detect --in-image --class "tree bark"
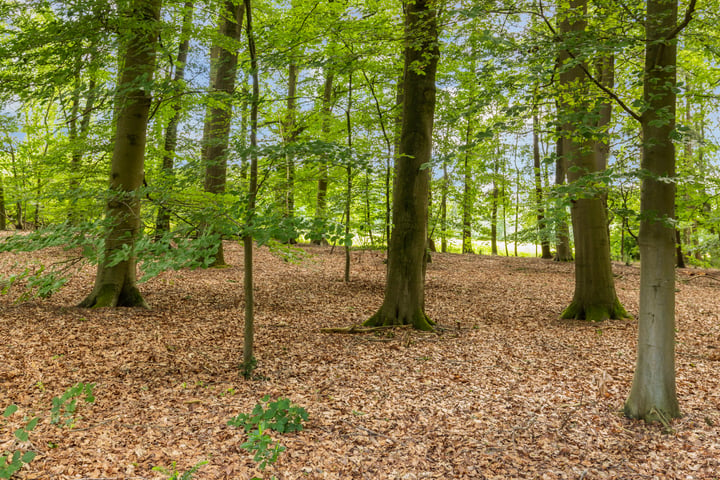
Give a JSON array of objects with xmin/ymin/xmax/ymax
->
[
  {"xmin": 558, "ymin": 0, "xmax": 627, "ymax": 321},
  {"xmin": 461, "ymin": 119, "xmax": 473, "ymax": 254},
  {"xmin": 242, "ymin": 0, "xmax": 259, "ymax": 378},
  {"xmin": 201, "ymin": 0, "xmax": 244, "ymax": 266},
  {"xmin": 625, "ymin": 0, "xmax": 681, "ymax": 422},
  {"xmin": 284, "ymin": 62, "xmax": 299, "ymax": 238},
  {"xmin": 155, "ymin": 0, "xmax": 194, "ymax": 237},
  {"xmin": 533, "ymin": 112, "xmax": 552, "ymax": 259},
  {"xmin": 0, "ymin": 175, "xmax": 6, "ymax": 230},
  {"xmin": 79, "ymin": 0, "xmax": 161, "ymax": 308},
  {"xmin": 313, "ymin": 69, "xmax": 333, "ymax": 245},
  {"xmin": 364, "ymin": 0, "xmax": 438, "ymax": 331},
  {"xmin": 554, "ymin": 130, "xmax": 573, "ymax": 261}
]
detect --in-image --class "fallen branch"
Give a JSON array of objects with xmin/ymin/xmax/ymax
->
[{"xmin": 320, "ymin": 324, "xmax": 412, "ymax": 334}]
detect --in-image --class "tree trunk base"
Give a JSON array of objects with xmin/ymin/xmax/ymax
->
[
  {"xmin": 364, "ymin": 308, "xmax": 435, "ymax": 331},
  {"xmin": 624, "ymin": 401, "xmax": 681, "ymax": 427},
  {"xmin": 560, "ymin": 298, "xmax": 629, "ymax": 321},
  {"xmin": 78, "ymin": 283, "xmax": 148, "ymax": 308}
]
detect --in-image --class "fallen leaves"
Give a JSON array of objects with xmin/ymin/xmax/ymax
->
[{"xmin": 1, "ymin": 243, "xmax": 720, "ymax": 479}]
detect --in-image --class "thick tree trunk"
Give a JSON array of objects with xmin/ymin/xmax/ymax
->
[
  {"xmin": 625, "ymin": 0, "xmax": 681, "ymax": 422},
  {"xmin": 79, "ymin": 0, "xmax": 161, "ymax": 308},
  {"xmin": 201, "ymin": 1, "xmax": 244, "ymax": 266},
  {"xmin": 364, "ymin": 0, "xmax": 438, "ymax": 331},
  {"xmin": 558, "ymin": 0, "xmax": 626, "ymax": 320},
  {"xmin": 155, "ymin": 1, "xmax": 194, "ymax": 237}
]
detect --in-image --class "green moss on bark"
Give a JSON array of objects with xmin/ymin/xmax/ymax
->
[{"xmin": 560, "ymin": 297, "xmax": 630, "ymax": 321}]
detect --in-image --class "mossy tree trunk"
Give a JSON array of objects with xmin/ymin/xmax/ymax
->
[
  {"xmin": 558, "ymin": 0, "xmax": 627, "ymax": 321},
  {"xmin": 364, "ymin": 0, "xmax": 438, "ymax": 331},
  {"xmin": 79, "ymin": 0, "xmax": 161, "ymax": 308},
  {"xmin": 625, "ymin": 0, "xmax": 682, "ymax": 422},
  {"xmin": 201, "ymin": 0, "xmax": 244, "ymax": 266}
]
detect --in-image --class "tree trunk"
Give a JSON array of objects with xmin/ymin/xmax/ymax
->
[
  {"xmin": 625, "ymin": 0, "xmax": 681, "ymax": 422},
  {"xmin": 79, "ymin": 0, "xmax": 161, "ymax": 308},
  {"xmin": 440, "ymin": 155, "xmax": 448, "ymax": 253},
  {"xmin": 554, "ymin": 131, "xmax": 573, "ymax": 261},
  {"xmin": 344, "ymin": 71, "xmax": 353, "ymax": 283},
  {"xmin": 0, "ymin": 175, "xmax": 6, "ymax": 230},
  {"xmin": 313, "ymin": 69, "xmax": 333, "ymax": 245},
  {"xmin": 284, "ymin": 62, "xmax": 298, "ymax": 239},
  {"xmin": 462, "ymin": 120, "xmax": 473, "ymax": 254},
  {"xmin": 533, "ymin": 112, "xmax": 552, "ymax": 259},
  {"xmin": 558, "ymin": 0, "xmax": 626, "ymax": 321},
  {"xmin": 201, "ymin": 0, "xmax": 244, "ymax": 266},
  {"xmin": 241, "ymin": 0, "xmax": 259, "ymax": 378},
  {"xmin": 364, "ymin": 0, "xmax": 438, "ymax": 331},
  {"xmin": 155, "ymin": 0, "xmax": 194, "ymax": 237}
]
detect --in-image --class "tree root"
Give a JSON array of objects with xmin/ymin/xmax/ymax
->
[{"xmin": 320, "ymin": 324, "xmax": 412, "ymax": 334}]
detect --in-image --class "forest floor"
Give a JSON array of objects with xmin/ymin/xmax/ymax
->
[{"xmin": 1, "ymin": 241, "xmax": 720, "ymax": 480}]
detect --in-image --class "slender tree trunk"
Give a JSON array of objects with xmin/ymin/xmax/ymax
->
[
  {"xmin": 344, "ymin": 71, "xmax": 353, "ymax": 282},
  {"xmin": 201, "ymin": 0, "xmax": 244, "ymax": 266},
  {"xmin": 284, "ymin": 62, "xmax": 298, "ymax": 240},
  {"xmin": 491, "ymin": 181, "xmax": 498, "ymax": 255},
  {"xmin": 364, "ymin": 0, "xmax": 438, "ymax": 331},
  {"xmin": 462, "ymin": 120, "xmax": 473, "ymax": 254},
  {"xmin": 625, "ymin": 0, "xmax": 682, "ymax": 422},
  {"xmin": 314, "ymin": 69, "xmax": 333, "ymax": 244},
  {"xmin": 155, "ymin": 0, "xmax": 194, "ymax": 237},
  {"xmin": 242, "ymin": 0, "xmax": 259, "ymax": 378},
  {"xmin": 554, "ymin": 131, "xmax": 573, "ymax": 261},
  {"xmin": 67, "ymin": 60, "xmax": 97, "ymax": 224},
  {"xmin": 440, "ymin": 155, "xmax": 448, "ymax": 253},
  {"xmin": 79, "ymin": 0, "xmax": 161, "ymax": 308},
  {"xmin": 558, "ymin": 0, "xmax": 626, "ymax": 321},
  {"xmin": 0, "ymin": 175, "xmax": 5, "ymax": 230},
  {"xmin": 533, "ymin": 112, "xmax": 552, "ymax": 258}
]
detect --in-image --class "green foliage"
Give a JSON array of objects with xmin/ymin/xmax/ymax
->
[
  {"xmin": 50, "ymin": 382, "xmax": 95, "ymax": 427},
  {"xmin": 1, "ymin": 405, "xmax": 38, "ymax": 479},
  {"xmin": 152, "ymin": 460, "xmax": 208, "ymax": 480},
  {"xmin": 228, "ymin": 396, "xmax": 308, "ymax": 470}
]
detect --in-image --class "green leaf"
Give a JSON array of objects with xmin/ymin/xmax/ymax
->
[{"xmin": 2, "ymin": 405, "xmax": 18, "ymax": 418}]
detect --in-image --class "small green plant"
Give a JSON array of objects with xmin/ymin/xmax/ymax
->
[
  {"xmin": 228, "ymin": 396, "xmax": 308, "ymax": 434},
  {"xmin": 1, "ymin": 405, "xmax": 38, "ymax": 479},
  {"xmin": 240, "ymin": 423, "xmax": 286, "ymax": 470},
  {"xmin": 228, "ymin": 396, "xmax": 308, "ymax": 470},
  {"xmin": 152, "ymin": 460, "xmax": 208, "ymax": 480},
  {"xmin": 50, "ymin": 382, "xmax": 95, "ymax": 427}
]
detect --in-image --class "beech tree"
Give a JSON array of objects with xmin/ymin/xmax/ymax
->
[
  {"xmin": 364, "ymin": 0, "xmax": 439, "ymax": 331},
  {"xmin": 79, "ymin": 0, "xmax": 162, "ymax": 308},
  {"xmin": 625, "ymin": 0, "xmax": 690, "ymax": 423},
  {"xmin": 556, "ymin": 0, "xmax": 628, "ymax": 321},
  {"xmin": 200, "ymin": 0, "xmax": 244, "ymax": 266}
]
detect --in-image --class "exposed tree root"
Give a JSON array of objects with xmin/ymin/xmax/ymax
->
[
  {"xmin": 560, "ymin": 298, "xmax": 630, "ymax": 322},
  {"xmin": 320, "ymin": 324, "xmax": 411, "ymax": 334},
  {"xmin": 363, "ymin": 308, "xmax": 435, "ymax": 331},
  {"xmin": 78, "ymin": 283, "xmax": 148, "ymax": 308}
]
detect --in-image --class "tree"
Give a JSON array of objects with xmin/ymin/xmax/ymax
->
[
  {"xmin": 364, "ymin": 0, "xmax": 438, "ymax": 331},
  {"xmin": 155, "ymin": 1, "xmax": 194, "ymax": 237},
  {"xmin": 79, "ymin": 0, "xmax": 162, "ymax": 308},
  {"xmin": 557, "ymin": 0, "xmax": 628, "ymax": 321},
  {"xmin": 241, "ymin": 0, "xmax": 259, "ymax": 378},
  {"xmin": 200, "ymin": 0, "xmax": 244, "ymax": 266},
  {"xmin": 624, "ymin": 0, "xmax": 690, "ymax": 423}
]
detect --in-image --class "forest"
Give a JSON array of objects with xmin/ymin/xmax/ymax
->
[{"xmin": 1, "ymin": 0, "xmax": 719, "ymax": 478}]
